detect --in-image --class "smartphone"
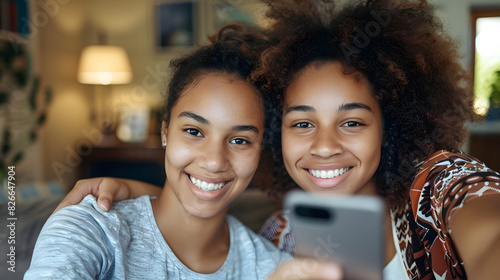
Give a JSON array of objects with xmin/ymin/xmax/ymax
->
[{"xmin": 284, "ymin": 191, "xmax": 385, "ymax": 280}]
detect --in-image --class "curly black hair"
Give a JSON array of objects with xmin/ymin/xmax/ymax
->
[
  {"xmin": 162, "ymin": 23, "xmax": 269, "ymax": 125},
  {"xmin": 253, "ymin": 0, "xmax": 475, "ymax": 208}
]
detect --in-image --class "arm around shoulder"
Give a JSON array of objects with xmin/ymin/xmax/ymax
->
[{"xmin": 53, "ymin": 177, "xmax": 162, "ymax": 214}]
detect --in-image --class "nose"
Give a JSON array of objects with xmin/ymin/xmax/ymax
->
[
  {"xmin": 309, "ymin": 127, "xmax": 343, "ymax": 158},
  {"xmin": 199, "ymin": 141, "xmax": 229, "ymax": 172}
]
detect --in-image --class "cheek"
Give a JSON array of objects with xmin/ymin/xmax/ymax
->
[
  {"xmin": 165, "ymin": 139, "xmax": 194, "ymax": 169},
  {"xmin": 233, "ymin": 150, "xmax": 261, "ymax": 181},
  {"xmin": 281, "ymin": 135, "xmax": 294, "ymax": 168},
  {"xmin": 281, "ymin": 133, "xmax": 306, "ymax": 165},
  {"xmin": 281, "ymin": 137, "xmax": 305, "ymax": 183},
  {"xmin": 357, "ymin": 130, "xmax": 382, "ymax": 170}
]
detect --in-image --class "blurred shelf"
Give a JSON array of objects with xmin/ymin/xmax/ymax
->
[
  {"xmin": 80, "ymin": 135, "xmax": 166, "ymax": 187},
  {"xmin": 468, "ymin": 123, "xmax": 500, "ymax": 172}
]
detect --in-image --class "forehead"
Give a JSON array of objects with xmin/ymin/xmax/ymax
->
[
  {"xmin": 285, "ymin": 61, "xmax": 377, "ymax": 107},
  {"xmin": 173, "ymin": 73, "xmax": 264, "ymax": 123}
]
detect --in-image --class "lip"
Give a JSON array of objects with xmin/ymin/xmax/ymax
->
[
  {"xmin": 303, "ymin": 166, "xmax": 352, "ymax": 189},
  {"xmin": 185, "ymin": 172, "xmax": 232, "ymax": 201}
]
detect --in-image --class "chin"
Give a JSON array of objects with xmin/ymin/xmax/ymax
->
[{"xmin": 187, "ymin": 205, "xmax": 227, "ymax": 219}]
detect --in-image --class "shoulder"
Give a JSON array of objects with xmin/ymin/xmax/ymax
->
[
  {"xmin": 417, "ymin": 150, "xmax": 495, "ymax": 176},
  {"xmin": 49, "ymin": 194, "xmax": 121, "ymax": 228},
  {"xmin": 53, "ymin": 194, "xmax": 150, "ymax": 231},
  {"xmin": 414, "ymin": 150, "xmax": 500, "ymax": 197},
  {"xmin": 25, "ymin": 195, "xmax": 154, "ymax": 279},
  {"xmin": 25, "ymin": 195, "xmax": 124, "ymax": 278},
  {"xmin": 38, "ymin": 194, "xmax": 150, "ymax": 248},
  {"xmin": 417, "ymin": 150, "xmax": 493, "ymax": 177},
  {"xmin": 413, "ymin": 150, "xmax": 500, "ymax": 228}
]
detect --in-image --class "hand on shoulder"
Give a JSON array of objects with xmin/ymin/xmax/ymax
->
[{"xmin": 53, "ymin": 177, "xmax": 129, "ymax": 214}]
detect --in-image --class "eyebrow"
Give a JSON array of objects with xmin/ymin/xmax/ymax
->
[
  {"xmin": 284, "ymin": 102, "xmax": 372, "ymax": 115},
  {"xmin": 178, "ymin": 111, "xmax": 209, "ymax": 125},
  {"xmin": 230, "ymin": 125, "xmax": 260, "ymax": 134},
  {"xmin": 338, "ymin": 102, "xmax": 372, "ymax": 112},
  {"xmin": 178, "ymin": 111, "xmax": 260, "ymax": 134},
  {"xmin": 284, "ymin": 105, "xmax": 315, "ymax": 115}
]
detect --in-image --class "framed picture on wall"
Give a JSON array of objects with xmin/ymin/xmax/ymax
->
[
  {"xmin": 207, "ymin": 0, "xmax": 267, "ymax": 36},
  {"xmin": 155, "ymin": 0, "xmax": 198, "ymax": 50}
]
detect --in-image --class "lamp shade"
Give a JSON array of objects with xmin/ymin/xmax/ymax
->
[{"xmin": 77, "ymin": 45, "xmax": 132, "ymax": 85}]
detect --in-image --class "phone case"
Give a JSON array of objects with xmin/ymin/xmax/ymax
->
[{"xmin": 284, "ymin": 191, "xmax": 385, "ymax": 280}]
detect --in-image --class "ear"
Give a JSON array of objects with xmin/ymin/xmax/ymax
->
[{"xmin": 161, "ymin": 121, "xmax": 168, "ymax": 147}]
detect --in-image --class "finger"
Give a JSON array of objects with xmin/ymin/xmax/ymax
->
[
  {"xmin": 95, "ymin": 178, "xmax": 128, "ymax": 212},
  {"xmin": 97, "ymin": 197, "xmax": 111, "ymax": 212},
  {"xmin": 96, "ymin": 182, "xmax": 116, "ymax": 212}
]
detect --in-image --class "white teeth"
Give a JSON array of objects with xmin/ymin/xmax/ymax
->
[
  {"xmin": 309, "ymin": 167, "xmax": 351, "ymax": 179},
  {"xmin": 189, "ymin": 175, "xmax": 225, "ymax": 191}
]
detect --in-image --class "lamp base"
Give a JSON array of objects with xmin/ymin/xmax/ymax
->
[
  {"xmin": 97, "ymin": 118, "xmax": 120, "ymax": 147},
  {"xmin": 98, "ymin": 130, "xmax": 121, "ymax": 147},
  {"xmin": 100, "ymin": 118, "xmax": 115, "ymax": 135}
]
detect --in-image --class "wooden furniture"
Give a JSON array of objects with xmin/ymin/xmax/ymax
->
[
  {"xmin": 81, "ymin": 135, "xmax": 166, "ymax": 187},
  {"xmin": 468, "ymin": 122, "xmax": 500, "ymax": 172}
]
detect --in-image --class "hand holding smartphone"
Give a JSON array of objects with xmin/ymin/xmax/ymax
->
[{"xmin": 284, "ymin": 191, "xmax": 385, "ymax": 280}]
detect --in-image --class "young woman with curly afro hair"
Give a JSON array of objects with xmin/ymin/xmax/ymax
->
[
  {"xmin": 255, "ymin": 0, "xmax": 500, "ymax": 279},
  {"xmin": 56, "ymin": 0, "xmax": 500, "ymax": 279}
]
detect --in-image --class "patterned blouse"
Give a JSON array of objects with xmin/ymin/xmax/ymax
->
[{"xmin": 259, "ymin": 150, "xmax": 500, "ymax": 279}]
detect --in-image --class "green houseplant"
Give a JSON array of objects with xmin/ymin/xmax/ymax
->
[{"xmin": 487, "ymin": 70, "xmax": 500, "ymax": 121}]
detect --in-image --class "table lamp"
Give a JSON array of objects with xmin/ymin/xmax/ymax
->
[{"xmin": 77, "ymin": 45, "xmax": 132, "ymax": 134}]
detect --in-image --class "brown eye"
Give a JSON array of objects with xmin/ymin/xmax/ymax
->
[
  {"xmin": 230, "ymin": 138, "xmax": 249, "ymax": 145},
  {"xmin": 341, "ymin": 121, "xmax": 363, "ymax": 127},
  {"xmin": 185, "ymin": 129, "xmax": 202, "ymax": 136},
  {"xmin": 293, "ymin": 122, "xmax": 312, "ymax": 128}
]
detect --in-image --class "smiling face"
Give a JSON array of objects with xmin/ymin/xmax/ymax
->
[
  {"xmin": 162, "ymin": 73, "xmax": 264, "ymax": 219},
  {"xmin": 281, "ymin": 61, "xmax": 383, "ymax": 196}
]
